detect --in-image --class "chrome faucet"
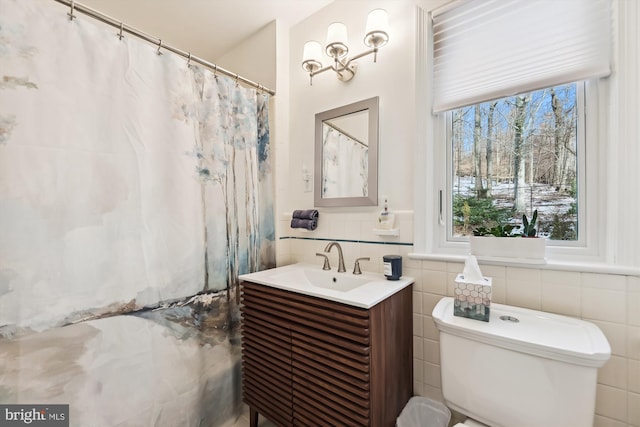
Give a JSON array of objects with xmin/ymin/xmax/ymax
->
[{"xmin": 324, "ymin": 241, "xmax": 346, "ymax": 273}]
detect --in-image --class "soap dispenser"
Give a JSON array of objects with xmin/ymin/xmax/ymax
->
[{"xmin": 378, "ymin": 197, "xmax": 395, "ymax": 230}]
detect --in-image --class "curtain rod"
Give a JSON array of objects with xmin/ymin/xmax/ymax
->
[
  {"xmin": 324, "ymin": 122, "xmax": 367, "ymax": 147},
  {"xmin": 52, "ymin": 0, "xmax": 276, "ymax": 96}
]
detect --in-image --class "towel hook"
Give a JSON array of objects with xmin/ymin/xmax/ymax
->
[
  {"xmin": 68, "ymin": 0, "xmax": 76, "ymax": 20},
  {"xmin": 157, "ymin": 39, "xmax": 163, "ymax": 56},
  {"xmin": 117, "ymin": 22, "xmax": 124, "ymax": 40}
]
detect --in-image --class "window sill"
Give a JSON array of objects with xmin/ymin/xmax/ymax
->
[{"xmin": 407, "ymin": 252, "xmax": 640, "ymax": 277}]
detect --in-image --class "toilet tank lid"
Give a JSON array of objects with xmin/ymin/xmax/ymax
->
[{"xmin": 432, "ymin": 297, "xmax": 611, "ymax": 368}]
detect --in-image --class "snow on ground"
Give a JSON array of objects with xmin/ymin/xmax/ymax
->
[{"xmin": 453, "ymin": 176, "xmax": 576, "ymax": 220}]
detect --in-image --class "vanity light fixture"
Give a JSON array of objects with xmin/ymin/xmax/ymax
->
[{"xmin": 301, "ymin": 9, "xmax": 389, "ymax": 85}]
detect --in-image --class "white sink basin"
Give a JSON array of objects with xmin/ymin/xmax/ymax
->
[
  {"xmin": 239, "ymin": 263, "xmax": 414, "ymax": 308},
  {"xmin": 270, "ymin": 268, "xmax": 370, "ymax": 292}
]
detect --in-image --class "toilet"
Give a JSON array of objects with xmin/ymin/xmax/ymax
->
[{"xmin": 432, "ymin": 297, "xmax": 611, "ymax": 427}]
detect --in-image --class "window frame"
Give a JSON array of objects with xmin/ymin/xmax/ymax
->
[
  {"xmin": 443, "ymin": 83, "xmax": 587, "ymax": 247},
  {"xmin": 423, "ymin": 79, "xmax": 605, "ymax": 263},
  {"xmin": 414, "ymin": 1, "xmax": 640, "ymax": 272}
]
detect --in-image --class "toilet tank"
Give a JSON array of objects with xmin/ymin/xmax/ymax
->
[{"xmin": 432, "ymin": 297, "xmax": 610, "ymax": 427}]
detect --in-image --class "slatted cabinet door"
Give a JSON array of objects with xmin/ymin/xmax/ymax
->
[
  {"xmin": 241, "ymin": 283, "xmax": 294, "ymax": 426},
  {"xmin": 288, "ymin": 296, "xmax": 371, "ymax": 426},
  {"xmin": 241, "ymin": 281, "xmax": 412, "ymax": 427}
]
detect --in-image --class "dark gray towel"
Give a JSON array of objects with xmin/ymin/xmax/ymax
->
[
  {"xmin": 290, "ymin": 218, "xmax": 318, "ymax": 230},
  {"xmin": 292, "ymin": 209, "xmax": 319, "ymax": 220}
]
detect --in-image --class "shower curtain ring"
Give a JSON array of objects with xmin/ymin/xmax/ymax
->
[
  {"xmin": 157, "ymin": 40, "xmax": 163, "ymax": 55},
  {"xmin": 68, "ymin": 0, "xmax": 76, "ymax": 20},
  {"xmin": 117, "ymin": 22, "xmax": 124, "ymax": 40},
  {"xmin": 213, "ymin": 65, "xmax": 218, "ymax": 77},
  {"xmin": 187, "ymin": 53, "xmax": 192, "ymax": 68},
  {"xmin": 234, "ymin": 74, "xmax": 239, "ymax": 87}
]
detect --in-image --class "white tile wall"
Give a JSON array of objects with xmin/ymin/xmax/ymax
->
[
  {"xmin": 506, "ymin": 267, "xmax": 542, "ymax": 309},
  {"xmin": 541, "ymin": 270, "xmax": 582, "ymax": 317},
  {"xmin": 599, "ymin": 355, "xmax": 628, "ymax": 389},
  {"xmin": 582, "ymin": 274, "xmax": 627, "ymax": 324},
  {"xmin": 628, "ymin": 277, "xmax": 640, "ymax": 327},
  {"xmin": 280, "ymin": 211, "xmax": 640, "ymax": 427},
  {"xmin": 629, "ymin": 359, "xmax": 640, "ymax": 394},
  {"xmin": 597, "ymin": 384, "xmax": 628, "ymax": 423},
  {"xmin": 628, "ymin": 392, "xmax": 640, "ymax": 426}
]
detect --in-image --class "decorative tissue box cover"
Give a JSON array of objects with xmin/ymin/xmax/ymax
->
[{"xmin": 454, "ymin": 274, "xmax": 492, "ymax": 322}]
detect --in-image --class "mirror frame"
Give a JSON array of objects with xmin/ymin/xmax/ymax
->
[{"xmin": 314, "ymin": 96, "xmax": 379, "ymax": 207}]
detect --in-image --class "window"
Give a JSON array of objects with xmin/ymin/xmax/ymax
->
[
  {"xmin": 448, "ymin": 83, "xmax": 581, "ymax": 241},
  {"xmin": 413, "ymin": 1, "xmax": 615, "ymax": 263}
]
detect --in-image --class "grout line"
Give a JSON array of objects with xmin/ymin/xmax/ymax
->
[{"xmin": 280, "ymin": 236, "xmax": 413, "ymax": 246}]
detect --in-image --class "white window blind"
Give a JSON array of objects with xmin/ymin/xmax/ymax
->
[{"xmin": 432, "ymin": 0, "xmax": 611, "ymax": 113}]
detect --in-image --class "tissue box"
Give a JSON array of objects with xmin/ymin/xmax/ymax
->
[{"xmin": 454, "ymin": 274, "xmax": 492, "ymax": 322}]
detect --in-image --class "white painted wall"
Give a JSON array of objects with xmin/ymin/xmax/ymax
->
[
  {"xmin": 216, "ymin": 21, "xmax": 277, "ymax": 90},
  {"xmin": 287, "ymin": 1, "xmax": 419, "ymax": 214},
  {"xmin": 277, "ymin": 0, "xmax": 447, "ymax": 267}
]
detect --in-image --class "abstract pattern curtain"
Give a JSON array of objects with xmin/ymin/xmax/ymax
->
[
  {"xmin": 0, "ymin": 0, "xmax": 274, "ymax": 425},
  {"xmin": 322, "ymin": 126, "xmax": 368, "ymax": 198}
]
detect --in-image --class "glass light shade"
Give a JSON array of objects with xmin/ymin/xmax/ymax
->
[
  {"xmin": 302, "ymin": 41, "xmax": 323, "ymax": 72},
  {"xmin": 325, "ymin": 22, "xmax": 349, "ymax": 58},
  {"xmin": 364, "ymin": 9, "xmax": 389, "ymax": 48}
]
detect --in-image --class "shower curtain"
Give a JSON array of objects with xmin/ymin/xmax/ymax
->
[
  {"xmin": 0, "ymin": 0, "xmax": 275, "ymax": 425},
  {"xmin": 322, "ymin": 126, "xmax": 368, "ymax": 198}
]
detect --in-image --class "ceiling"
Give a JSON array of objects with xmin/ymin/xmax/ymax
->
[{"xmin": 78, "ymin": 0, "xmax": 333, "ymax": 63}]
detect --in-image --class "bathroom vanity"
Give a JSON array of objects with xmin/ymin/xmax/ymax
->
[{"xmin": 239, "ymin": 264, "xmax": 413, "ymax": 427}]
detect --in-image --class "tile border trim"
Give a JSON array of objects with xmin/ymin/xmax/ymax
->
[{"xmin": 280, "ymin": 236, "xmax": 413, "ymax": 247}]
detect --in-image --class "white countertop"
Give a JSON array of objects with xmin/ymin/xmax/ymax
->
[{"xmin": 239, "ymin": 263, "xmax": 414, "ymax": 309}]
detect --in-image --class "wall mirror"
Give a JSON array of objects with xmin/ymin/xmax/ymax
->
[{"xmin": 314, "ymin": 96, "xmax": 379, "ymax": 207}]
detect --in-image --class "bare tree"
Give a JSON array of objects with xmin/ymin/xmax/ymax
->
[
  {"xmin": 453, "ymin": 109, "xmax": 466, "ymax": 194},
  {"xmin": 473, "ymin": 105, "xmax": 484, "ymax": 196},
  {"xmin": 485, "ymin": 102, "xmax": 497, "ymax": 197},
  {"xmin": 550, "ymin": 88, "xmax": 576, "ymax": 191},
  {"xmin": 550, "ymin": 88, "xmax": 562, "ymax": 188},
  {"xmin": 512, "ymin": 95, "xmax": 529, "ymax": 212}
]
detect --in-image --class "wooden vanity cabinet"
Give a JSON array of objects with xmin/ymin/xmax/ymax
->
[{"xmin": 241, "ymin": 281, "xmax": 413, "ymax": 427}]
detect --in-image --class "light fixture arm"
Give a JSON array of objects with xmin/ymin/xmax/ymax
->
[
  {"xmin": 346, "ymin": 47, "xmax": 380, "ymax": 64},
  {"xmin": 307, "ymin": 47, "xmax": 379, "ymax": 84}
]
